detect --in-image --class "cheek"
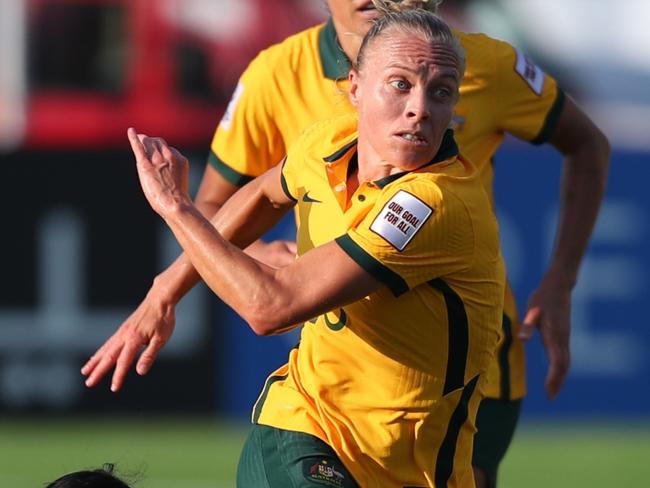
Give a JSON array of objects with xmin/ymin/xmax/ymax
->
[{"xmin": 368, "ymin": 86, "xmax": 403, "ymax": 119}]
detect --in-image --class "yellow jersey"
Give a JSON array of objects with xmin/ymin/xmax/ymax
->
[
  {"xmin": 210, "ymin": 20, "xmax": 564, "ymax": 401},
  {"xmin": 253, "ymin": 114, "xmax": 505, "ymax": 487}
]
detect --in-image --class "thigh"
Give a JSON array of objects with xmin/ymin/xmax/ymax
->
[
  {"xmin": 471, "ymin": 398, "xmax": 522, "ymax": 488},
  {"xmin": 237, "ymin": 424, "xmax": 359, "ymax": 488}
]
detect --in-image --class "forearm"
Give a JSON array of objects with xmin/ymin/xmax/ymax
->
[
  {"xmin": 164, "ymin": 201, "xmax": 292, "ymax": 331},
  {"xmin": 150, "ymin": 167, "xmax": 287, "ymax": 305},
  {"xmin": 548, "ymin": 137, "xmax": 610, "ymax": 286}
]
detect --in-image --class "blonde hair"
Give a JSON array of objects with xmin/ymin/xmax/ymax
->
[
  {"xmin": 355, "ymin": 1, "xmax": 465, "ymax": 77},
  {"xmin": 374, "ymin": 0, "xmax": 443, "ymax": 13}
]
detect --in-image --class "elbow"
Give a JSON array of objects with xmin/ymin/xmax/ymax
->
[
  {"xmin": 244, "ymin": 302, "xmax": 294, "ymax": 336},
  {"xmin": 591, "ymin": 128, "xmax": 611, "ymax": 189}
]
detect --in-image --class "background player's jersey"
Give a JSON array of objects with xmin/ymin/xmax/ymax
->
[
  {"xmin": 210, "ymin": 20, "xmax": 564, "ymax": 401},
  {"xmin": 209, "ymin": 20, "xmax": 350, "ymax": 186},
  {"xmin": 253, "ymin": 114, "xmax": 504, "ymax": 487},
  {"xmin": 452, "ymin": 31, "xmax": 564, "ymax": 399}
]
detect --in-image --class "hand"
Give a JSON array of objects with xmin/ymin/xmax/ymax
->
[
  {"xmin": 81, "ymin": 284, "xmax": 177, "ymax": 392},
  {"xmin": 245, "ymin": 240, "xmax": 297, "ymax": 269},
  {"xmin": 519, "ymin": 273, "xmax": 572, "ymax": 400},
  {"xmin": 128, "ymin": 128, "xmax": 190, "ymax": 218}
]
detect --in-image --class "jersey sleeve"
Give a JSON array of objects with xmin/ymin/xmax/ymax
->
[
  {"xmin": 491, "ymin": 37, "xmax": 565, "ymax": 144},
  {"xmin": 279, "ymin": 132, "xmax": 305, "ymax": 202},
  {"xmin": 335, "ymin": 179, "xmax": 474, "ymax": 296},
  {"xmin": 208, "ymin": 51, "xmax": 287, "ymax": 187}
]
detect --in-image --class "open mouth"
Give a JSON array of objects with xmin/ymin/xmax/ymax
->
[
  {"xmin": 358, "ymin": 2, "xmax": 378, "ymax": 14},
  {"xmin": 397, "ymin": 132, "xmax": 428, "ymax": 145}
]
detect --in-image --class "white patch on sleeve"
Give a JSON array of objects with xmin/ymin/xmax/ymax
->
[
  {"xmin": 219, "ymin": 82, "xmax": 244, "ymax": 131},
  {"xmin": 370, "ymin": 190, "xmax": 433, "ymax": 251},
  {"xmin": 514, "ymin": 48, "xmax": 545, "ymax": 96}
]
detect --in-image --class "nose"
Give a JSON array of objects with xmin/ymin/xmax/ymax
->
[{"xmin": 405, "ymin": 88, "xmax": 430, "ymax": 121}]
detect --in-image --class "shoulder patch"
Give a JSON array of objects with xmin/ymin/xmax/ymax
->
[
  {"xmin": 514, "ymin": 48, "xmax": 544, "ymax": 96},
  {"xmin": 219, "ymin": 82, "xmax": 244, "ymax": 131},
  {"xmin": 370, "ymin": 190, "xmax": 433, "ymax": 251}
]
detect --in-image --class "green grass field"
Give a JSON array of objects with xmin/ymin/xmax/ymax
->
[{"xmin": 2, "ymin": 417, "xmax": 648, "ymax": 487}]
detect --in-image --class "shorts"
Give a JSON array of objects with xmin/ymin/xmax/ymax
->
[
  {"xmin": 472, "ymin": 398, "xmax": 522, "ymax": 488},
  {"xmin": 236, "ymin": 423, "xmax": 360, "ymax": 487}
]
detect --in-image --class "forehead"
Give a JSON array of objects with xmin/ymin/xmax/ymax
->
[{"xmin": 365, "ymin": 30, "xmax": 461, "ymax": 77}]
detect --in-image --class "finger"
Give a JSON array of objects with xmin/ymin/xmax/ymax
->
[
  {"xmin": 285, "ymin": 241, "xmax": 298, "ymax": 254},
  {"xmin": 541, "ymin": 326, "xmax": 570, "ymax": 399},
  {"xmin": 136, "ymin": 337, "xmax": 165, "ymax": 376},
  {"xmin": 519, "ymin": 307, "xmax": 542, "ymax": 340},
  {"xmin": 110, "ymin": 339, "xmax": 141, "ymax": 392},
  {"xmin": 142, "ymin": 136, "xmax": 160, "ymax": 162},
  {"xmin": 81, "ymin": 351, "xmax": 102, "ymax": 376},
  {"xmin": 81, "ymin": 340, "xmax": 112, "ymax": 375},
  {"xmin": 544, "ymin": 348, "xmax": 570, "ymax": 399},
  {"xmin": 128, "ymin": 128, "xmax": 151, "ymax": 166},
  {"xmin": 168, "ymin": 146, "xmax": 182, "ymax": 160},
  {"xmin": 84, "ymin": 344, "xmax": 123, "ymax": 388}
]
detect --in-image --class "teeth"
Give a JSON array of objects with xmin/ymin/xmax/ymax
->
[{"xmin": 402, "ymin": 134, "xmax": 416, "ymax": 140}]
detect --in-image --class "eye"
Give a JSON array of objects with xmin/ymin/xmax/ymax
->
[
  {"xmin": 430, "ymin": 86, "xmax": 454, "ymax": 100},
  {"xmin": 390, "ymin": 79, "xmax": 411, "ymax": 91}
]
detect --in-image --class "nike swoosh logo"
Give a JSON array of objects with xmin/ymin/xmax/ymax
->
[{"xmin": 302, "ymin": 192, "xmax": 321, "ymax": 203}]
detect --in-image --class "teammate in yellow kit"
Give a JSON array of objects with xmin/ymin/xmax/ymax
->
[
  {"xmin": 83, "ymin": 1, "xmax": 610, "ymax": 486},
  {"xmin": 114, "ymin": 9, "xmax": 503, "ymax": 486}
]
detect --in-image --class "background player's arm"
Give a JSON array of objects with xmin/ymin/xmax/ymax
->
[
  {"xmin": 194, "ymin": 164, "xmax": 297, "ymax": 268},
  {"xmin": 521, "ymin": 96, "xmax": 610, "ymax": 399}
]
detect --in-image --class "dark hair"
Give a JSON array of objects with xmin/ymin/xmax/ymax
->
[
  {"xmin": 45, "ymin": 464, "xmax": 131, "ymax": 488},
  {"xmin": 354, "ymin": 0, "xmax": 465, "ymax": 76}
]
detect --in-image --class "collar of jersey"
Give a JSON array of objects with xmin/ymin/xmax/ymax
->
[
  {"xmin": 319, "ymin": 18, "xmax": 351, "ymax": 80},
  {"xmin": 322, "ymin": 129, "xmax": 459, "ymax": 188}
]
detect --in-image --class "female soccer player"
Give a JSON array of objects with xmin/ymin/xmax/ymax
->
[
  {"xmin": 84, "ymin": 1, "xmax": 609, "ymax": 486},
  {"xmin": 117, "ymin": 8, "xmax": 503, "ymax": 486}
]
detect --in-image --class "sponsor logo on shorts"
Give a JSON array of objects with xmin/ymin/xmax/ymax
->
[{"xmin": 305, "ymin": 459, "xmax": 346, "ymax": 487}]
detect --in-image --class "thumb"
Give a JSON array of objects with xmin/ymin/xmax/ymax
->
[{"xmin": 519, "ymin": 306, "xmax": 542, "ymax": 341}]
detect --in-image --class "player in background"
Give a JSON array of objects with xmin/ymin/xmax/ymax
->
[
  {"xmin": 82, "ymin": 1, "xmax": 610, "ymax": 486},
  {"xmin": 123, "ymin": 8, "xmax": 506, "ymax": 485}
]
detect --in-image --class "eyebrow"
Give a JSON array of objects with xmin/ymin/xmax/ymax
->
[{"xmin": 386, "ymin": 63, "xmax": 459, "ymax": 81}]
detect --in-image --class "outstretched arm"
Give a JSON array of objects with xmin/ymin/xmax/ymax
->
[
  {"xmin": 520, "ymin": 96, "xmax": 610, "ymax": 399},
  {"xmin": 82, "ymin": 132, "xmax": 297, "ymax": 391},
  {"xmin": 83, "ymin": 130, "xmax": 382, "ymax": 390}
]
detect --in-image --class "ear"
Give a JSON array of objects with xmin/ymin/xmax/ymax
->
[{"xmin": 348, "ymin": 69, "xmax": 361, "ymax": 108}]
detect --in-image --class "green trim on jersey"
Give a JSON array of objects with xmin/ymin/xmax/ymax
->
[
  {"xmin": 280, "ymin": 168, "xmax": 298, "ymax": 202},
  {"xmin": 208, "ymin": 152, "xmax": 254, "ymax": 187},
  {"xmin": 531, "ymin": 89, "xmax": 566, "ymax": 145},
  {"xmin": 323, "ymin": 138, "xmax": 358, "ymax": 162},
  {"xmin": 335, "ymin": 234, "xmax": 409, "ymax": 296},
  {"xmin": 435, "ymin": 374, "xmax": 480, "ymax": 488},
  {"xmin": 253, "ymin": 373, "xmax": 289, "ymax": 423},
  {"xmin": 429, "ymin": 278, "xmax": 469, "ymax": 395},
  {"xmin": 318, "ymin": 19, "xmax": 351, "ymax": 80},
  {"xmin": 498, "ymin": 313, "xmax": 514, "ymax": 400}
]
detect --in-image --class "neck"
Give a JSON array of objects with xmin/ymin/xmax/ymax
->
[
  {"xmin": 331, "ymin": 19, "xmax": 363, "ymax": 63},
  {"xmin": 356, "ymin": 139, "xmax": 401, "ymax": 183}
]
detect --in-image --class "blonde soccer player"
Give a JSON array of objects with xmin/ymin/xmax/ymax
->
[
  {"xmin": 89, "ymin": 8, "xmax": 505, "ymax": 486},
  {"xmin": 83, "ymin": 1, "xmax": 609, "ymax": 486}
]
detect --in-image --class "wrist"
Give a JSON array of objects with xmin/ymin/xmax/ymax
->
[
  {"xmin": 151, "ymin": 271, "xmax": 182, "ymax": 306},
  {"xmin": 543, "ymin": 262, "xmax": 577, "ymax": 291}
]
